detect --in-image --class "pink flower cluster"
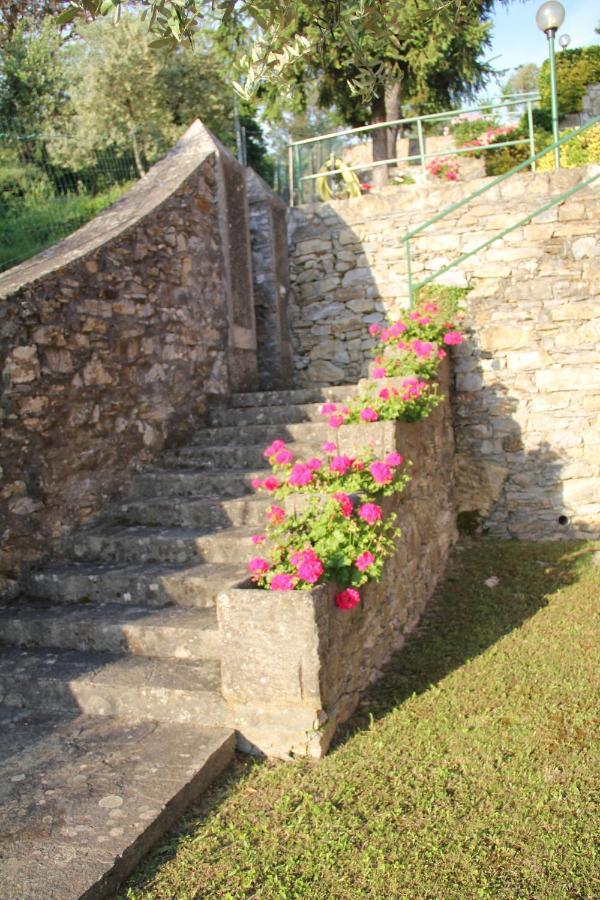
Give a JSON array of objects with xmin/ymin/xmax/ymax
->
[
  {"xmin": 290, "ymin": 547, "xmax": 324, "ymax": 584},
  {"xmin": 427, "ymin": 156, "xmax": 460, "ymax": 182},
  {"xmin": 335, "ymin": 587, "xmax": 361, "ymax": 610}
]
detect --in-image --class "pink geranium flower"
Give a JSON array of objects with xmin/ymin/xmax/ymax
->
[
  {"xmin": 264, "ymin": 476, "xmax": 280, "ymax": 492},
  {"xmin": 248, "ymin": 557, "xmax": 269, "ymax": 574},
  {"xmin": 330, "ymin": 455, "xmax": 354, "ymax": 475},
  {"xmin": 438, "ymin": 349, "xmax": 447, "ymax": 359},
  {"xmin": 385, "ymin": 452, "xmax": 404, "ymax": 467},
  {"xmin": 368, "ymin": 323, "xmax": 381, "ymax": 336},
  {"xmin": 263, "ymin": 439, "xmax": 286, "ymax": 458},
  {"xmin": 328, "ymin": 414, "xmax": 346, "ymax": 429},
  {"xmin": 369, "ymin": 461, "xmax": 393, "ymax": 485},
  {"xmin": 378, "ymin": 387, "xmax": 390, "ymax": 400},
  {"xmin": 360, "ymin": 407, "xmax": 379, "ymax": 422},
  {"xmin": 251, "ymin": 477, "xmax": 263, "ymax": 490},
  {"xmin": 389, "ymin": 321, "xmax": 407, "ymax": 336},
  {"xmin": 355, "ymin": 551, "xmax": 375, "ymax": 572},
  {"xmin": 409, "ymin": 311, "xmax": 420, "ymax": 321},
  {"xmin": 270, "ymin": 573, "xmax": 296, "ymax": 590},
  {"xmin": 333, "ymin": 492, "xmax": 353, "ymax": 517},
  {"xmin": 358, "ymin": 502, "xmax": 382, "ymax": 524},
  {"xmin": 306, "ymin": 457, "xmax": 323, "ymax": 471},
  {"xmin": 274, "ymin": 448, "xmax": 293, "ymax": 465},
  {"xmin": 335, "ymin": 588, "xmax": 361, "ymax": 610},
  {"xmin": 443, "ymin": 331, "xmax": 463, "ymax": 345},
  {"xmin": 290, "ymin": 547, "xmax": 324, "ymax": 585},
  {"xmin": 320, "ymin": 402, "xmax": 337, "ymax": 415},
  {"xmin": 267, "ymin": 505, "xmax": 286, "ymax": 525},
  {"xmin": 289, "ymin": 463, "xmax": 313, "ymax": 487},
  {"xmin": 372, "ymin": 367, "xmax": 387, "ymax": 379},
  {"xmin": 322, "ymin": 441, "xmax": 337, "ymax": 454},
  {"xmin": 251, "ymin": 534, "xmax": 266, "ymax": 545}
]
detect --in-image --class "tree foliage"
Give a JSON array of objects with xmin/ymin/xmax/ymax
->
[
  {"xmin": 538, "ymin": 45, "xmax": 600, "ymax": 116},
  {"xmin": 0, "ymin": 0, "xmax": 69, "ymax": 46},
  {"xmin": 0, "ymin": 15, "xmax": 68, "ymax": 132}
]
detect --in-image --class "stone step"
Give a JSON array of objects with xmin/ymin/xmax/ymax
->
[
  {"xmin": 229, "ymin": 383, "xmax": 358, "ymax": 408},
  {"xmin": 68, "ymin": 524, "xmax": 256, "ymax": 566},
  {"xmin": 23, "ymin": 560, "xmax": 245, "ymax": 608},
  {"xmin": 110, "ymin": 493, "xmax": 271, "ymax": 529},
  {"xmin": 0, "ymin": 602, "xmax": 221, "ymax": 661},
  {"xmin": 161, "ymin": 439, "xmax": 323, "ymax": 470},
  {"xmin": 131, "ymin": 467, "xmax": 264, "ymax": 499},
  {"xmin": 0, "ymin": 647, "xmax": 228, "ymax": 725},
  {"xmin": 0, "ymin": 709, "xmax": 234, "ymax": 900},
  {"xmin": 207, "ymin": 401, "xmax": 328, "ymax": 428},
  {"xmin": 188, "ymin": 419, "xmax": 330, "ymax": 448}
]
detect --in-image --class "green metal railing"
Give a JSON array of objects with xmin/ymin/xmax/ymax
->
[
  {"xmin": 403, "ymin": 117, "xmax": 600, "ymax": 307},
  {"xmin": 288, "ymin": 93, "xmax": 540, "ymax": 206}
]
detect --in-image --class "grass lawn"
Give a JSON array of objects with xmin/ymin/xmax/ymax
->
[
  {"xmin": 0, "ymin": 183, "xmax": 132, "ymax": 272},
  {"xmin": 123, "ymin": 538, "xmax": 600, "ymax": 900}
]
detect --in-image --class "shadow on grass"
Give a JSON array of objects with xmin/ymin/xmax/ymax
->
[
  {"xmin": 330, "ymin": 536, "xmax": 595, "ymax": 750},
  {"xmin": 120, "ymin": 536, "xmax": 596, "ymax": 897}
]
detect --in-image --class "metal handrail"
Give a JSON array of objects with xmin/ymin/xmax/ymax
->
[
  {"xmin": 402, "ymin": 117, "xmax": 600, "ymax": 306},
  {"xmin": 288, "ymin": 93, "xmax": 540, "ymax": 205}
]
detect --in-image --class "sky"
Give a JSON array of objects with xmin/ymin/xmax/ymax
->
[{"xmin": 487, "ymin": 0, "xmax": 599, "ymax": 77}]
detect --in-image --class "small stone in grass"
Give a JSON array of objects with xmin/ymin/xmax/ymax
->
[{"xmin": 484, "ymin": 576, "xmax": 500, "ymax": 588}]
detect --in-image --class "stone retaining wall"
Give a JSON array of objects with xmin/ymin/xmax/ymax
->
[
  {"xmin": 287, "ymin": 166, "xmax": 600, "ymax": 540},
  {"xmin": 0, "ymin": 122, "xmax": 257, "ymax": 584},
  {"xmin": 217, "ymin": 364, "xmax": 456, "ymax": 758}
]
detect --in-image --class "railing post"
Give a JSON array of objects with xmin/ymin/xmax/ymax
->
[
  {"xmin": 527, "ymin": 100, "xmax": 536, "ymax": 172},
  {"xmin": 406, "ymin": 239, "xmax": 414, "ymax": 308},
  {"xmin": 288, "ymin": 144, "xmax": 294, "ymax": 207},
  {"xmin": 416, "ymin": 119, "xmax": 426, "ymax": 179}
]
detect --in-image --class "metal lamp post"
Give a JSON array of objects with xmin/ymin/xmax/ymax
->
[
  {"xmin": 559, "ymin": 33, "xmax": 571, "ymax": 50},
  {"xmin": 536, "ymin": 1, "xmax": 566, "ymax": 168}
]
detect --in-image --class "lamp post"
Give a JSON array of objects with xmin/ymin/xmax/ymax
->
[
  {"xmin": 536, "ymin": 1, "xmax": 566, "ymax": 168},
  {"xmin": 559, "ymin": 33, "xmax": 571, "ymax": 50}
]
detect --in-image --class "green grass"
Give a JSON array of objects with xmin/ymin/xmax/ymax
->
[
  {"xmin": 0, "ymin": 183, "xmax": 132, "ymax": 272},
  {"xmin": 123, "ymin": 539, "xmax": 600, "ymax": 900}
]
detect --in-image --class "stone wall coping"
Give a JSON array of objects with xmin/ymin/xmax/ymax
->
[
  {"xmin": 290, "ymin": 163, "xmax": 600, "ymax": 227},
  {"xmin": 0, "ymin": 120, "xmax": 216, "ymax": 300},
  {"xmin": 246, "ymin": 168, "xmax": 288, "ymax": 210}
]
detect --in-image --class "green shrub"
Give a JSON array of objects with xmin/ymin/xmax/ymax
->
[
  {"xmin": 450, "ymin": 115, "xmax": 498, "ymax": 146},
  {"xmin": 538, "ymin": 45, "xmax": 600, "ymax": 116}
]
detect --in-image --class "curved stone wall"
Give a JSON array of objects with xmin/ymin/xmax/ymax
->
[{"xmin": 0, "ymin": 121, "xmax": 257, "ymax": 585}]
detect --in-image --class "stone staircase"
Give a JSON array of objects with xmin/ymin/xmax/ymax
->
[{"xmin": 0, "ymin": 382, "xmax": 357, "ymax": 900}]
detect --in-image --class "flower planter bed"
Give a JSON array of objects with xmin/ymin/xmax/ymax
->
[{"xmin": 216, "ymin": 360, "xmax": 457, "ymax": 757}]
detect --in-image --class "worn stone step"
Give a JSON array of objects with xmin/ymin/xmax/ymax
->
[
  {"xmin": 131, "ymin": 467, "xmax": 264, "ymax": 499},
  {"xmin": 110, "ymin": 493, "xmax": 271, "ymax": 529},
  {"xmin": 161, "ymin": 439, "xmax": 323, "ymax": 470},
  {"xmin": 23, "ymin": 560, "xmax": 245, "ymax": 607},
  {"xmin": 68, "ymin": 524, "xmax": 256, "ymax": 565},
  {"xmin": 0, "ymin": 709, "xmax": 234, "ymax": 900},
  {"xmin": 188, "ymin": 419, "xmax": 331, "ymax": 448},
  {"xmin": 229, "ymin": 383, "xmax": 358, "ymax": 408},
  {"xmin": 0, "ymin": 647, "xmax": 228, "ymax": 725},
  {"xmin": 0, "ymin": 602, "xmax": 221, "ymax": 661},
  {"xmin": 208, "ymin": 401, "xmax": 329, "ymax": 428}
]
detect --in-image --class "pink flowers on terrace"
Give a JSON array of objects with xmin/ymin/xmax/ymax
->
[
  {"xmin": 329, "ymin": 455, "xmax": 354, "ymax": 476},
  {"xmin": 335, "ymin": 588, "xmax": 361, "ymax": 610},
  {"xmin": 290, "ymin": 547, "xmax": 324, "ymax": 584},
  {"xmin": 358, "ymin": 503, "xmax": 382, "ymax": 524},
  {"xmin": 443, "ymin": 331, "xmax": 463, "ymax": 346},
  {"xmin": 270, "ymin": 573, "xmax": 296, "ymax": 591},
  {"xmin": 333, "ymin": 492, "xmax": 353, "ymax": 517},
  {"xmin": 355, "ymin": 551, "xmax": 375, "ymax": 572},
  {"xmin": 289, "ymin": 463, "xmax": 313, "ymax": 487},
  {"xmin": 360, "ymin": 407, "xmax": 379, "ymax": 422},
  {"xmin": 369, "ymin": 461, "xmax": 394, "ymax": 485}
]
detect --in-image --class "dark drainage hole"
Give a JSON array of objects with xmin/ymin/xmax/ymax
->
[{"xmin": 558, "ymin": 515, "xmax": 569, "ymax": 526}]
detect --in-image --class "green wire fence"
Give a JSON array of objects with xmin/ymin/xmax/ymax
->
[{"xmin": 0, "ymin": 128, "xmax": 144, "ymax": 272}]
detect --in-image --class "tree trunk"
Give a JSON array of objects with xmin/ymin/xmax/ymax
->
[
  {"xmin": 131, "ymin": 130, "xmax": 146, "ymax": 179},
  {"xmin": 371, "ymin": 90, "xmax": 389, "ymax": 187},
  {"xmin": 371, "ymin": 79, "xmax": 402, "ymax": 187}
]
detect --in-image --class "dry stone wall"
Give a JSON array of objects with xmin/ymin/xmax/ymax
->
[
  {"xmin": 0, "ymin": 122, "xmax": 257, "ymax": 585},
  {"xmin": 217, "ymin": 366, "xmax": 456, "ymax": 758},
  {"xmin": 287, "ymin": 166, "xmax": 600, "ymax": 540}
]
